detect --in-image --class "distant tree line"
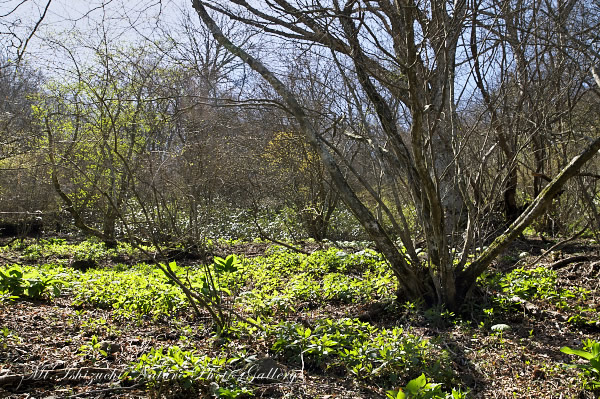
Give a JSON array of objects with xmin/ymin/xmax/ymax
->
[{"xmin": 0, "ymin": 0, "xmax": 599, "ymax": 309}]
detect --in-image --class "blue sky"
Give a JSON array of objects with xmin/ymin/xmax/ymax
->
[{"xmin": 2, "ymin": 0, "xmax": 187, "ymax": 63}]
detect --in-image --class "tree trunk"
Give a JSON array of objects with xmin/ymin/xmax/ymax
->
[
  {"xmin": 102, "ymin": 209, "xmax": 118, "ymax": 248},
  {"xmin": 458, "ymin": 137, "xmax": 600, "ymax": 299},
  {"xmin": 504, "ymin": 167, "xmax": 520, "ymax": 222},
  {"xmin": 191, "ymin": 0, "xmax": 600, "ymax": 311}
]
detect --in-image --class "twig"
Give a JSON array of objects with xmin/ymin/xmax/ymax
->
[
  {"xmin": 251, "ymin": 218, "xmax": 310, "ymax": 255},
  {"xmin": 512, "ymin": 224, "xmax": 590, "ymax": 271}
]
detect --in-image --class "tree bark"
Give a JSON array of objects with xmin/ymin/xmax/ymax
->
[
  {"xmin": 191, "ymin": 0, "xmax": 600, "ymax": 311},
  {"xmin": 192, "ymin": 0, "xmax": 431, "ymax": 301},
  {"xmin": 458, "ymin": 137, "xmax": 600, "ymax": 298}
]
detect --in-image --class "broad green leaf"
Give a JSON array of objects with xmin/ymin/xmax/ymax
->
[
  {"xmin": 405, "ymin": 373, "xmax": 427, "ymax": 393},
  {"xmin": 561, "ymin": 346, "xmax": 595, "ymax": 360}
]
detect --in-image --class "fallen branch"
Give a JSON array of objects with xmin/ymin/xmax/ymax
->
[
  {"xmin": 550, "ymin": 255, "xmax": 598, "ymax": 270},
  {"xmin": 516, "ymin": 224, "xmax": 590, "ymax": 271},
  {"xmin": 251, "ymin": 217, "xmax": 310, "ymax": 255},
  {"xmin": 495, "ymin": 294, "xmax": 568, "ymax": 322}
]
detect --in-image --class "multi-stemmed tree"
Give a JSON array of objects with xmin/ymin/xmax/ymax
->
[
  {"xmin": 6, "ymin": 0, "xmax": 599, "ymax": 311},
  {"xmin": 33, "ymin": 44, "xmax": 180, "ymax": 247},
  {"xmin": 191, "ymin": 0, "xmax": 600, "ymax": 309}
]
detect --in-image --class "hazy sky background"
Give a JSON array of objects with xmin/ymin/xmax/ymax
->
[
  {"xmin": 2, "ymin": 0, "xmax": 481, "ymax": 104},
  {"xmin": 2, "ymin": 0, "xmax": 189, "ymax": 66}
]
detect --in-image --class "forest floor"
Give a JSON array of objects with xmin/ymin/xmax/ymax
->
[{"xmin": 1, "ymin": 235, "xmax": 599, "ymax": 398}]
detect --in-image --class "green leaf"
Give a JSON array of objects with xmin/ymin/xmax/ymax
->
[
  {"xmin": 561, "ymin": 346, "xmax": 595, "ymax": 360},
  {"xmin": 405, "ymin": 373, "xmax": 427, "ymax": 394},
  {"xmin": 386, "ymin": 390, "xmax": 406, "ymax": 399},
  {"xmin": 9, "ymin": 269, "xmax": 23, "ymax": 279},
  {"xmin": 452, "ymin": 389, "xmax": 467, "ymax": 399},
  {"xmin": 214, "ymin": 255, "xmax": 239, "ymax": 273}
]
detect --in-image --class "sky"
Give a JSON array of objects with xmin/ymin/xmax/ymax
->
[{"xmin": 1, "ymin": 0, "xmax": 190, "ymax": 66}]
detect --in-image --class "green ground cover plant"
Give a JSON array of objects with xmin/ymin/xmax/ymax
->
[
  {"xmin": 125, "ymin": 346, "xmax": 254, "ymax": 398},
  {"xmin": 269, "ymin": 318, "xmax": 454, "ymax": 389},
  {"xmin": 6, "ymin": 238, "xmax": 139, "ymax": 262},
  {"xmin": 0, "ymin": 261, "xmax": 190, "ymax": 319},
  {"xmin": 483, "ymin": 266, "xmax": 599, "ymax": 326},
  {"xmin": 2, "ymin": 237, "xmax": 599, "ymax": 398},
  {"xmin": 561, "ymin": 339, "xmax": 600, "ymax": 392},
  {"xmin": 0, "ymin": 265, "xmax": 64, "ymax": 300},
  {"xmin": 386, "ymin": 373, "xmax": 467, "ymax": 399},
  {"xmin": 237, "ymin": 247, "xmax": 396, "ymax": 316},
  {"xmin": 71, "ymin": 265, "xmax": 188, "ymax": 320}
]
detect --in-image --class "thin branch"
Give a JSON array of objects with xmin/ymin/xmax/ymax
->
[{"xmin": 16, "ymin": 0, "xmax": 53, "ymax": 64}]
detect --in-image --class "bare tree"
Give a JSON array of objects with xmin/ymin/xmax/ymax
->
[
  {"xmin": 0, "ymin": 0, "xmax": 53, "ymax": 64},
  {"xmin": 191, "ymin": 0, "xmax": 600, "ymax": 309},
  {"xmin": 469, "ymin": 0, "xmax": 599, "ymax": 227}
]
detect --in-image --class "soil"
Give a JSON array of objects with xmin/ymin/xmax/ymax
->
[{"xmin": 1, "ymin": 236, "xmax": 599, "ymax": 398}]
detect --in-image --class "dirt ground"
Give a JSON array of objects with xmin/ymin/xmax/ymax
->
[{"xmin": 1, "ymin": 237, "xmax": 599, "ymax": 398}]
